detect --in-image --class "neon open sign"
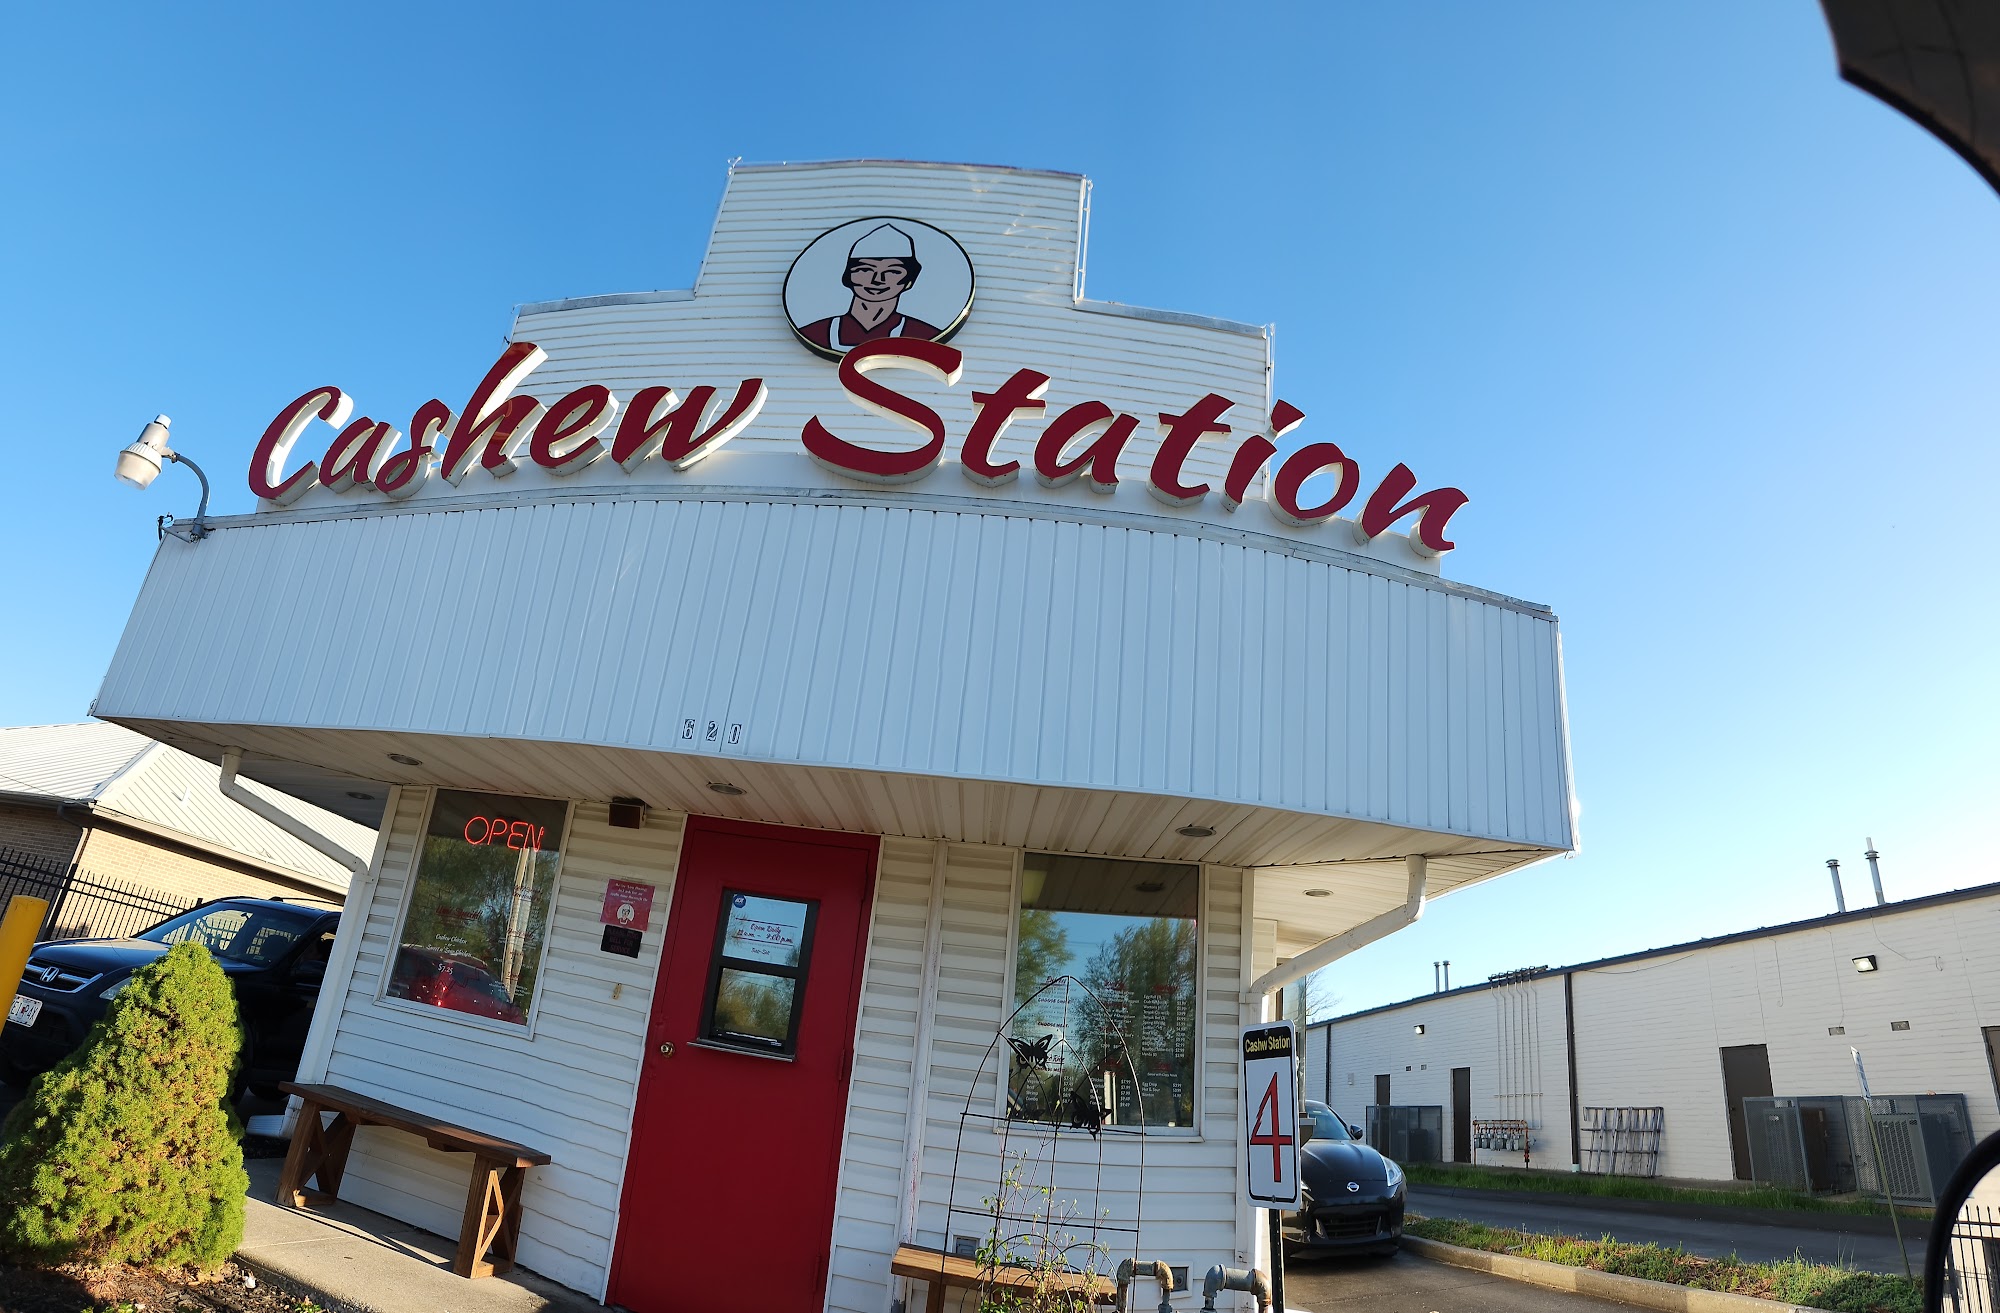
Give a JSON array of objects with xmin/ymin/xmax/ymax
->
[{"xmin": 463, "ymin": 816, "xmax": 548, "ymax": 852}]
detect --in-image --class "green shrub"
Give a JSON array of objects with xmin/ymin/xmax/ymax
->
[{"xmin": 0, "ymin": 941, "xmax": 248, "ymax": 1269}]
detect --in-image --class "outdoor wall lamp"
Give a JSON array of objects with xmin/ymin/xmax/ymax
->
[
  {"xmin": 114, "ymin": 415, "xmax": 211, "ymax": 541},
  {"xmin": 1413, "ymin": 1024, "xmax": 1426, "ymax": 1035},
  {"xmin": 1853, "ymin": 955, "xmax": 1879, "ymax": 973}
]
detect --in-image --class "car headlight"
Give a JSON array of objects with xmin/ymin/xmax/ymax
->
[
  {"xmin": 98, "ymin": 976, "xmax": 132, "ymax": 1000},
  {"xmin": 1383, "ymin": 1159, "xmax": 1404, "ymax": 1192}
]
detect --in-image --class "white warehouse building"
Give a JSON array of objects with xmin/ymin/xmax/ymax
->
[{"xmin": 1305, "ymin": 880, "xmax": 2000, "ymax": 1193}]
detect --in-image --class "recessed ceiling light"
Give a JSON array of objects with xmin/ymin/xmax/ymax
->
[
  {"xmin": 1303, "ymin": 888, "xmax": 1332, "ymax": 898},
  {"xmin": 346, "ymin": 791, "xmax": 376, "ymax": 801},
  {"xmin": 708, "ymin": 781, "xmax": 745, "ymax": 796},
  {"xmin": 387, "ymin": 753, "xmax": 423, "ymax": 767},
  {"xmin": 1176, "ymin": 824, "xmax": 1215, "ymax": 838}
]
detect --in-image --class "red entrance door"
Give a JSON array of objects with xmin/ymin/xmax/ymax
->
[{"xmin": 608, "ymin": 817, "xmax": 877, "ymax": 1313}]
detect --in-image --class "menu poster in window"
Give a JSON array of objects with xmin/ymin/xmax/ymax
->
[{"xmin": 722, "ymin": 894, "xmax": 808, "ymax": 967}]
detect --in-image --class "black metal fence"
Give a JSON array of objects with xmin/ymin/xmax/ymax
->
[{"xmin": 0, "ymin": 845, "xmax": 195, "ymax": 942}]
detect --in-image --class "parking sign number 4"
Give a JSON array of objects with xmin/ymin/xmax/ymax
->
[{"xmin": 1249, "ymin": 1073, "xmax": 1292, "ymax": 1176}]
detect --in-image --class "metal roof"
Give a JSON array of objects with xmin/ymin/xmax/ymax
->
[{"xmin": 0, "ymin": 722, "xmax": 372, "ymax": 893}]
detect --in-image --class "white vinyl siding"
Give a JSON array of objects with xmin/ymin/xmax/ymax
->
[{"xmin": 319, "ymin": 790, "xmax": 683, "ymax": 1297}]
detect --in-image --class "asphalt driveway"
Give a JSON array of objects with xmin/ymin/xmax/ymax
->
[{"xmin": 1284, "ymin": 1249, "xmax": 1638, "ymax": 1312}]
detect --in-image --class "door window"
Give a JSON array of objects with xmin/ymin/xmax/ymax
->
[{"xmin": 699, "ymin": 892, "xmax": 818, "ymax": 1056}]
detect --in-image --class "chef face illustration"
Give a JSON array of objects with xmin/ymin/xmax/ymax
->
[{"xmin": 784, "ymin": 217, "xmax": 975, "ymax": 360}]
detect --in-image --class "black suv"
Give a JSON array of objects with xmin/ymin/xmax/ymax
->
[{"xmin": 1, "ymin": 897, "xmax": 339, "ymax": 1096}]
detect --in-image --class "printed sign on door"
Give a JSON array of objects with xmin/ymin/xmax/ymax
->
[{"xmin": 1241, "ymin": 1021, "xmax": 1301, "ymax": 1207}]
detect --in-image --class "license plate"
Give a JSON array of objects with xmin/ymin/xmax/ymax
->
[{"xmin": 6, "ymin": 995, "xmax": 39, "ymax": 1027}]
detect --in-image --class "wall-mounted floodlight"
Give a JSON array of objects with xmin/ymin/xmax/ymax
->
[
  {"xmin": 1852, "ymin": 955, "xmax": 1879, "ymax": 973},
  {"xmin": 114, "ymin": 415, "xmax": 210, "ymax": 541},
  {"xmin": 1413, "ymin": 1024, "xmax": 1426, "ymax": 1035}
]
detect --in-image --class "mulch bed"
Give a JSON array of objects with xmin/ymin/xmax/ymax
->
[{"xmin": 0, "ymin": 1259, "xmax": 318, "ymax": 1313}]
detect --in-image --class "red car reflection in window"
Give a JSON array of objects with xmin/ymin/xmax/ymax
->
[{"xmin": 387, "ymin": 947, "xmax": 527, "ymax": 1024}]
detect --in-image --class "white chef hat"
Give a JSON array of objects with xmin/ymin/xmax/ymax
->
[{"xmin": 849, "ymin": 223, "xmax": 916, "ymax": 260}]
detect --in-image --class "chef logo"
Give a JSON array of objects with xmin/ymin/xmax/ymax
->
[
  {"xmin": 783, "ymin": 216, "xmax": 975, "ymax": 360},
  {"xmin": 616, "ymin": 902, "xmax": 636, "ymax": 925}
]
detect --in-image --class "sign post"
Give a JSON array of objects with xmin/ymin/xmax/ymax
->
[
  {"xmin": 1242, "ymin": 1021, "xmax": 1300, "ymax": 1313},
  {"xmin": 1851, "ymin": 1047, "xmax": 1912, "ymax": 1280}
]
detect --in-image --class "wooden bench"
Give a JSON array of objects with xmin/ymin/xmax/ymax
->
[
  {"xmin": 891, "ymin": 1244, "xmax": 1119, "ymax": 1312},
  {"xmin": 276, "ymin": 1081, "xmax": 552, "ymax": 1280}
]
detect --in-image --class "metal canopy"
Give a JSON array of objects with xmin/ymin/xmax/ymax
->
[{"xmin": 1820, "ymin": 0, "xmax": 2000, "ymax": 194}]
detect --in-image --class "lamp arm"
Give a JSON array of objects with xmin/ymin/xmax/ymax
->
[{"xmin": 166, "ymin": 450, "xmax": 211, "ymax": 536}]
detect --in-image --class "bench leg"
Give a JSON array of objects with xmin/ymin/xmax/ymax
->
[
  {"xmin": 276, "ymin": 1104, "xmax": 358, "ymax": 1207},
  {"xmin": 454, "ymin": 1155, "xmax": 525, "ymax": 1279}
]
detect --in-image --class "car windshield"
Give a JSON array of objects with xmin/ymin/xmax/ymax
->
[
  {"xmin": 139, "ymin": 903, "xmax": 318, "ymax": 966},
  {"xmin": 1307, "ymin": 1106, "xmax": 1353, "ymax": 1141}
]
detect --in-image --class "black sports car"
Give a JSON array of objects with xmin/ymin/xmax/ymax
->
[{"xmin": 1285, "ymin": 1099, "xmax": 1406, "ymax": 1256}]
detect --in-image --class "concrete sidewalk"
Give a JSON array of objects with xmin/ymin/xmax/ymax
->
[{"xmin": 239, "ymin": 1157, "xmax": 601, "ymax": 1313}]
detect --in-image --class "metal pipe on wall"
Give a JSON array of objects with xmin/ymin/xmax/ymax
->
[
  {"xmin": 1865, "ymin": 840, "xmax": 1885, "ymax": 906},
  {"xmin": 1827, "ymin": 859, "xmax": 1847, "ymax": 914}
]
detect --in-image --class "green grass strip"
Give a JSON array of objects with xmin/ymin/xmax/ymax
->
[
  {"xmin": 1406, "ymin": 1216, "xmax": 1920, "ymax": 1313},
  {"xmin": 1403, "ymin": 1162, "xmax": 1923, "ymax": 1218}
]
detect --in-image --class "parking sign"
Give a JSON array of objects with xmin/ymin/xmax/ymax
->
[{"xmin": 1241, "ymin": 1021, "xmax": 1301, "ymax": 1207}]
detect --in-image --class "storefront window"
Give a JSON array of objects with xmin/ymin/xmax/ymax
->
[
  {"xmin": 387, "ymin": 789, "xmax": 568, "ymax": 1027},
  {"xmin": 1010, "ymin": 854, "xmax": 1199, "ymax": 1130}
]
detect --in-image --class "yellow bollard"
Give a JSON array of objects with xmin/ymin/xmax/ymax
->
[{"xmin": 0, "ymin": 895, "xmax": 50, "ymax": 1028}]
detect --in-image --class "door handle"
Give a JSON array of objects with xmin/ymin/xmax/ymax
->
[{"xmin": 657, "ymin": 1041, "xmax": 674, "ymax": 1057}]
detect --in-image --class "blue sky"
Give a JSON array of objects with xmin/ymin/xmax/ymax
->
[{"xmin": 3, "ymin": 4, "xmax": 1994, "ymax": 1014}]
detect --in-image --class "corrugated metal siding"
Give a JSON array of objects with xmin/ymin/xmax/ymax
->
[
  {"xmin": 1572, "ymin": 895, "xmax": 2000, "ymax": 1179},
  {"xmin": 97, "ymin": 499, "xmax": 1571, "ymax": 852},
  {"xmin": 321, "ymin": 790, "xmax": 683, "ymax": 1296},
  {"xmin": 1322, "ymin": 976, "xmax": 1572, "ymax": 1165},
  {"xmin": 1321, "ymin": 892, "xmax": 2000, "ymax": 1181}
]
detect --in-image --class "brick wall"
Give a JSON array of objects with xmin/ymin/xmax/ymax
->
[
  {"xmin": 72, "ymin": 825, "xmax": 340, "ymax": 908},
  {"xmin": 0, "ymin": 802, "xmax": 82, "ymax": 867}
]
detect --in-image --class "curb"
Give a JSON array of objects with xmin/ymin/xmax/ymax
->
[
  {"xmin": 1409, "ymin": 1184, "xmax": 1928, "ymax": 1240},
  {"xmin": 1404, "ymin": 1236, "xmax": 1817, "ymax": 1313}
]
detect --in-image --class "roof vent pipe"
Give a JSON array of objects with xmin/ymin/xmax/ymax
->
[
  {"xmin": 219, "ymin": 748, "xmax": 367, "ymax": 874},
  {"xmin": 1827, "ymin": 858, "xmax": 1847, "ymax": 914},
  {"xmin": 1865, "ymin": 839, "xmax": 1885, "ymax": 906}
]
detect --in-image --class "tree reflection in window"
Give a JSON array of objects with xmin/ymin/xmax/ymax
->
[{"xmin": 1011, "ymin": 854, "xmax": 1199, "ymax": 1129}]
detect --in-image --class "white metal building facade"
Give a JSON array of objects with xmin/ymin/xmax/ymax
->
[
  {"xmin": 92, "ymin": 160, "xmax": 1575, "ymax": 1311},
  {"xmin": 1307, "ymin": 883, "xmax": 2000, "ymax": 1186}
]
